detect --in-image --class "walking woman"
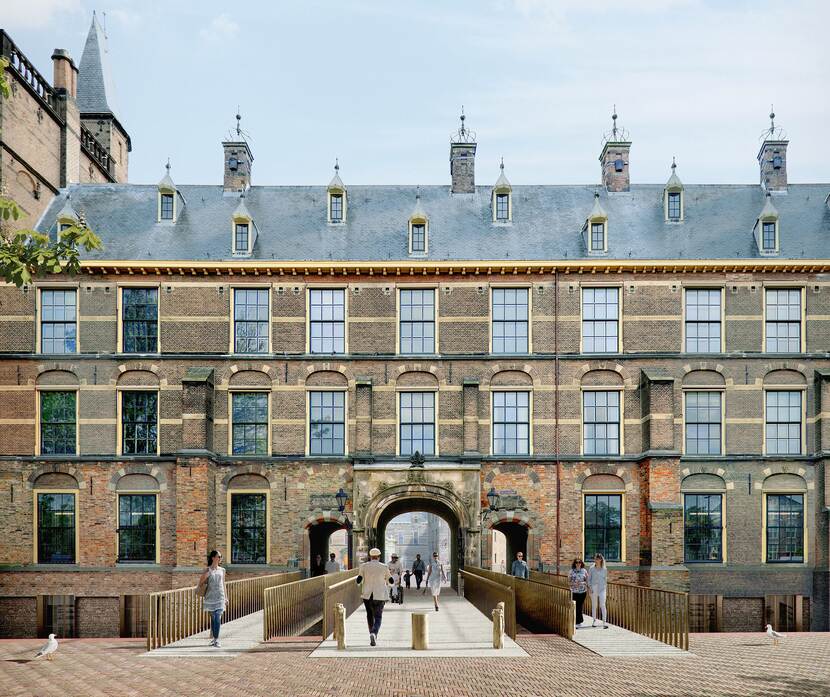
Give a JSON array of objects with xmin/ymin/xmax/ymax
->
[
  {"xmin": 425, "ymin": 552, "xmax": 446, "ymax": 611},
  {"xmin": 587, "ymin": 553, "xmax": 608, "ymax": 628},
  {"xmin": 199, "ymin": 550, "xmax": 228, "ymax": 647},
  {"xmin": 568, "ymin": 558, "xmax": 589, "ymax": 628}
]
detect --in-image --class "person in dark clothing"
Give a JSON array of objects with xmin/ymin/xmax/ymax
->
[
  {"xmin": 403, "ymin": 570, "xmax": 412, "ymax": 588},
  {"xmin": 569, "ymin": 558, "xmax": 589, "ymax": 627},
  {"xmin": 311, "ymin": 554, "xmax": 326, "ymax": 577},
  {"xmin": 412, "ymin": 554, "xmax": 426, "ymax": 589}
]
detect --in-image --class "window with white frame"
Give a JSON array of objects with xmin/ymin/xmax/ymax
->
[
  {"xmin": 762, "ymin": 221, "xmax": 777, "ymax": 251},
  {"xmin": 492, "ymin": 288, "xmax": 529, "ymax": 353},
  {"xmin": 583, "ymin": 390, "xmax": 620, "ymax": 455},
  {"xmin": 667, "ymin": 192, "xmax": 681, "ymax": 221},
  {"xmin": 160, "ymin": 193, "xmax": 174, "ymax": 220},
  {"xmin": 309, "ymin": 289, "xmax": 346, "ymax": 354},
  {"xmin": 765, "ymin": 289, "xmax": 801, "ymax": 353},
  {"xmin": 399, "ymin": 289, "xmax": 435, "ymax": 354},
  {"xmin": 40, "ymin": 289, "xmax": 77, "ymax": 354},
  {"xmin": 590, "ymin": 222, "xmax": 605, "ymax": 252},
  {"xmin": 231, "ymin": 392, "xmax": 269, "ymax": 455},
  {"xmin": 492, "ymin": 391, "xmax": 530, "ymax": 455},
  {"xmin": 410, "ymin": 223, "xmax": 426, "ymax": 253},
  {"xmin": 234, "ymin": 223, "xmax": 250, "ymax": 253},
  {"xmin": 684, "ymin": 391, "xmax": 722, "ymax": 455},
  {"xmin": 399, "ymin": 391, "xmax": 435, "ymax": 456},
  {"xmin": 309, "ymin": 391, "xmax": 345, "ymax": 455},
  {"xmin": 233, "ymin": 288, "xmax": 269, "ymax": 353},
  {"xmin": 329, "ymin": 193, "xmax": 343, "ymax": 223},
  {"xmin": 495, "ymin": 193, "xmax": 510, "ymax": 222},
  {"xmin": 582, "ymin": 287, "xmax": 619, "ymax": 353},
  {"xmin": 765, "ymin": 391, "xmax": 802, "ymax": 455},
  {"xmin": 684, "ymin": 289, "xmax": 721, "ymax": 353}
]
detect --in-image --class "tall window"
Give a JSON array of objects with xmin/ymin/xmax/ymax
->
[
  {"xmin": 492, "ymin": 391, "xmax": 530, "ymax": 455},
  {"xmin": 36, "ymin": 492, "xmax": 76, "ymax": 564},
  {"xmin": 765, "ymin": 391, "xmax": 802, "ymax": 455},
  {"xmin": 667, "ymin": 192, "xmax": 681, "ymax": 220},
  {"xmin": 309, "ymin": 391, "xmax": 345, "ymax": 455},
  {"xmin": 765, "ymin": 289, "xmax": 801, "ymax": 352},
  {"xmin": 122, "ymin": 391, "xmax": 158, "ymax": 455},
  {"xmin": 685, "ymin": 289, "xmax": 721, "ymax": 353},
  {"xmin": 118, "ymin": 494, "xmax": 157, "ymax": 562},
  {"xmin": 234, "ymin": 223, "xmax": 250, "ymax": 253},
  {"xmin": 400, "ymin": 392, "xmax": 435, "ymax": 456},
  {"xmin": 584, "ymin": 494, "xmax": 622, "ymax": 561},
  {"xmin": 492, "ymin": 288, "xmax": 529, "ymax": 353},
  {"xmin": 231, "ymin": 392, "xmax": 269, "ymax": 455},
  {"xmin": 684, "ymin": 391, "xmax": 722, "ymax": 455},
  {"xmin": 583, "ymin": 390, "xmax": 620, "ymax": 455},
  {"xmin": 160, "ymin": 193, "xmax": 174, "ymax": 220},
  {"xmin": 309, "ymin": 289, "xmax": 346, "ymax": 353},
  {"xmin": 40, "ymin": 289, "xmax": 77, "ymax": 354},
  {"xmin": 684, "ymin": 494, "xmax": 723, "ymax": 562},
  {"xmin": 231, "ymin": 493, "xmax": 267, "ymax": 564},
  {"xmin": 330, "ymin": 193, "xmax": 343, "ymax": 223},
  {"xmin": 411, "ymin": 223, "xmax": 426, "ymax": 253},
  {"xmin": 122, "ymin": 288, "xmax": 158, "ymax": 353},
  {"xmin": 766, "ymin": 494, "xmax": 804, "ymax": 563},
  {"xmin": 400, "ymin": 289, "xmax": 435, "ymax": 354},
  {"xmin": 40, "ymin": 391, "xmax": 76, "ymax": 455},
  {"xmin": 495, "ymin": 193, "xmax": 509, "ymax": 221},
  {"xmin": 582, "ymin": 287, "xmax": 618, "ymax": 353},
  {"xmin": 234, "ymin": 288, "xmax": 269, "ymax": 353},
  {"xmin": 762, "ymin": 222, "xmax": 776, "ymax": 251},
  {"xmin": 590, "ymin": 222, "xmax": 605, "ymax": 251}
]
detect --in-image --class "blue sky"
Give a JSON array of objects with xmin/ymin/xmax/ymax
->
[{"xmin": 5, "ymin": 0, "xmax": 828, "ymax": 186}]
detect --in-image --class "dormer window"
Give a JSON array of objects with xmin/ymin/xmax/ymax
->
[
  {"xmin": 496, "ymin": 194, "xmax": 509, "ymax": 222},
  {"xmin": 408, "ymin": 191, "xmax": 429, "ymax": 256},
  {"xmin": 411, "ymin": 223, "xmax": 426, "ymax": 253},
  {"xmin": 762, "ymin": 222, "xmax": 776, "ymax": 251},
  {"xmin": 329, "ymin": 193, "xmax": 343, "ymax": 223},
  {"xmin": 235, "ymin": 223, "xmax": 250, "ymax": 253},
  {"xmin": 55, "ymin": 195, "xmax": 79, "ymax": 234},
  {"xmin": 663, "ymin": 159, "xmax": 684, "ymax": 222},
  {"xmin": 667, "ymin": 192, "xmax": 681, "ymax": 221},
  {"xmin": 160, "ymin": 193, "xmax": 174, "ymax": 220},
  {"xmin": 327, "ymin": 161, "xmax": 347, "ymax": 224},
  {"xmin": 754, "ymin": 193, "xmax": 779, "ymax": 255},
  {"xmin": 492, "ymin": 160, "xmax": 512, "ymax": 223},
  {"xmin": 231, "ymin": 194, "xmax": 256, "ymax": 257},
  {"xmin": 157, "ymin": 161, "xmax": 178, "ymax": 223},
  {"xmin": 590, "ymin": 222, "xmax": 605, "ymax": 252},
  {"xmin": 583, "ymin": 191, "xmax": 608, "ymax": 255}
]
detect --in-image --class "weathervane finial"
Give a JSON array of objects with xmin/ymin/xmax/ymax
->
[
  {"xmin": 165, "ymin": 158, "xmax": 171, "ymax": 174},
  {"xmin": 235, "ymin": 109, "xmax": 242, "ymax": 137},
  {"xmin": 671, "ymin": 156, "xmax": 676, "ymax": 171},
  {"xmin": 334, "ymin": 158, "xmax": 339, "ymax": 172}
]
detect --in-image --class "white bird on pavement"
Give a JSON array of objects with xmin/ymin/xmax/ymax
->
[
  {"xmin": 34, "ymin": 634, "xmax": 58, "ymax": 660},
  {"xmin": 766, "ymin": 624, "xmax": 786, "ymax": 646}
]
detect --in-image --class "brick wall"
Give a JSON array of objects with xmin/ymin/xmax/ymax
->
[
  {"xmin": 0, "ymin": 597, "xmax": 36, "ymax": 637},
  {"xmin": 76, "ymin": 596, "xmax": 119, "ymax": 637}
]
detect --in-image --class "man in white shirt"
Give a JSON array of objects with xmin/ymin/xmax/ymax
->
[
  {"xmin": 324, "ymin": 552, "xmax": 340, "ymax": 574},
  {"xmin": 387, "ymin": 553, "xmax": 403, "ymax": 602},
  {"xmin": 356, "ymin": 547, "xmax": 393, "ymax": 646}
]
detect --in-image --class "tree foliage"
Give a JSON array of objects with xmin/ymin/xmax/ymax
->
[{"xmin": 0, "ymin": 57, "xmax": 102, "ymax": 286}]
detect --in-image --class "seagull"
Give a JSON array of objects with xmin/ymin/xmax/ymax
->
[
  {"xmin": 34, "ymin": 634, "xmax": 58, "ymax": 661},
  {"xmin": 766, "ymin": 624, "xmax": 786, "ymax": 646}
]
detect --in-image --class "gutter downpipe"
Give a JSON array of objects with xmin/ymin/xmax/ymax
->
[{"xmin": 554, "ymin": 269, "xmax": 561, "ymax": 576}]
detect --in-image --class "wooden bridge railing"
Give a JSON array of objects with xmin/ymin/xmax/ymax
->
[
  {"xmin": 460, "ymin": 569, "xmax": 517, "ymax": 639},
  {"xmin": 322, "ymin": 569, "xmax": 361, "ymax": 638},
  {"xmin": 146, "ymin": 570, "xmax": 302, "ymax": 650}
]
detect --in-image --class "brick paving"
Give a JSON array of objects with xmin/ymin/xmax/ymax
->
[{"xmin": 1, "ymin": 632, "xmax": 829, "ymax": 697}]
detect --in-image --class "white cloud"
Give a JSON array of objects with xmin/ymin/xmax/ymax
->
[
  {"xmin": 2, "ymin": 0, "xmax": 81, "ymax": 29},
  {"xmin": 200, "ymin": 13, "xmax": 240, "ymax": 42}
]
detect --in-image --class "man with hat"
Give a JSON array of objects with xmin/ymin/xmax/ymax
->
[
  {"xmin": 387, "ymin": 553, "xmax": 404, "ymax": 603},
  {"xmin": 356, "ymin": 547, "xmax": 393, "ymax": 646}
]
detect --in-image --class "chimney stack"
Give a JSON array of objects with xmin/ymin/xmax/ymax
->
[
  {"xmin": 450, "ymin": 109, "xmax": 476, "ymax": 194},
  {"xmin": 758, "ymin": 109, "xmax": 788, "ymax": 193},
  {"xmin": 51, "ymin": 49, "xmax": 77, "ymax": 99},
  {"xmin": 599, "ymin": 108, "xmax": 631, "ymax": 193},
  {"xmin": 223, "ymin": 112, "xmax": 253, "ymax": 193}
]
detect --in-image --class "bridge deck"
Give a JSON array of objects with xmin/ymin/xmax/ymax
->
[
  {"xmin": 570, "ymin": 621, "xmax": 691, "ymax": 657},
  {"xmin": 145, "ymin": 610, "xmax": 264, "ymax": 658}
]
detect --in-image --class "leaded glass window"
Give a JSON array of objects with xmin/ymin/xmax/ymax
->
[
  {"xmin": 765, "ymin": 391, "xmax": 802, "ymax": 455},
  {"xmin": 235, "ymin": 223, "xmax": 250, "ymax": 253},
  {"xmin": 309, "ymin": 391, "xmax": 345, "ymax": 455},
  {"xmin": 118, "ymin": 494, "xmax": 156, "ymax": 562},
  {"xmin": 122, "ymin": 391, "xmax": 158, "ymax": 455},
  {"xmin": 762, "ymin": 221, "xmax": 776, "ymax": 251},
  {"xmin": 492, "ymin": 288, "xmax": 529, "ymax": 354},
  {"xmin": 492, "ymin": 391, "xmax": 530, "ymax": 455},
  {"xmin": 309, "ymin": 289, "xmax": 345, "ymax": 353},
  {"xmin": 330, "ymin": 194, "xmax": 343, "ymax": 223},
  {"xmin": 496, "ymin": 193, "xmax": 509, "ymax": 221},
  {"xmin": 582, "ymin": 287, "xmax": 618, "ymax": 353},
  {"xmin": 765, "ymin": 289, "xmax": 801, "ymax": 352},
  {"xmin": 37, "ymin": 493, "xmax": 75, "ymax": 564},
  {"xmin": 122, "ymin": 288, "xmax": 158, "ymax": 353},
  {"xmin": 684, "ymin": 391, "xmax": 722, "ymax": 455},
  {"xmin": 400, "ymin": 392, "xmax": 435, "ymax": 456},
  {"xmin": 583, "ymin": 390, "xmax": 620, "ymax": 455},
  {"xmin": 232, "ymin": 392, "xmax": 269, "ymax": 455},
  {"xmin": 584, "ymin": 494, "xmax": 622, "ymax": 561},
  {"xmin": 400, "ymin": 289, "xmax": 435, "ymax": 354},
  {"xmin": 160, "ymin": 193, "xmax": 174, "ymax": 220},
  {"xmin": 231, "ymin": 493, "xmax": 267, "ymax": 564},
  {"xmin": 40, "ymin": 289, "xmax": 77, "ymax": 354},
  {"xmin": 684, "ymin": 493, "xmax": 722, "ymax": 562},
  {"xmin": 234, "ymin": 288, "xmax": 269, "ymax": 353},
  {"xmin": 590, "ymin": 222, "xmax": 605, "ymax": 251},
  {"xmin": 40, "ymin": 391, "xmax": 76, "ymax": 455},
  {"xmin": 411, "ymin": 223, "xmax": 426, "ymax": 253},
  {"xmin": 667, "ymin": 191, "xmax": 681, "ymax": 220},
  {"xmin": 685, "ymin": 289, "xmax": 721, "ymax": 353},
  {"xmin": 766, "ymin": 494, "xmax": 804, "ymax": 563}
]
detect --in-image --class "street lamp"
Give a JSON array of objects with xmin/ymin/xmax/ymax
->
[
  {"xmin": 335, "ymin": 487, "xmax": 349, "ymax": 512},
  {"xmin": 486, "ymin": 487, "xmax": 500, "ymax": 511}
]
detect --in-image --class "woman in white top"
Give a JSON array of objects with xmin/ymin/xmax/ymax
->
[
  {"xmin": 425, "ymin": 552, "xmax": 447, "ymax": 611},
  {"xmin": 587, "ymin": 553, "xmax": 608, "ymax": 628},
  {"xmin": 199, "ymin": 550, "xmax": 228, "ymax": 647}
]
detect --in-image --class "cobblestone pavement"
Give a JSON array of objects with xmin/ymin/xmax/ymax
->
[{"xmin": 1, "ymin": 632, "xmax": 829, "ymax": 697}]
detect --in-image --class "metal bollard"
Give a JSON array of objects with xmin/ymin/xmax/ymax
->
[
  {"xmin": 492, "ymin": 602, "xmax": 505, "ymax": 649},
  {"xmin": 411, "ymin": 612, "xmax": 429, "ymax": 650},
  {"xmin": 335, "ymin": 602, "xmax": 346, "ymax": 650}
]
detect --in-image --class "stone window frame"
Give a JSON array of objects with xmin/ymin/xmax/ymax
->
[
  {"xmin": 756, "ymin": 216, "xmax": 779, "ymax": 255},
  {"xmin": 35, "ymin": 283, "xmax": 80, "ymax": 355},
  {"xmin": 664, "ymin": 189, "xmax": 684, "ymax": 222},
  {"xmin": 489, "ymin": 284, "xmax": 532, "ymax": 355},
  {"xmin": 231, "ymin": 212, "xmax": 254, "ymax": 258},
  {"xmin": 396, "ymin": 388, "xmax": 438, "ymax": 457},
  {"xmin": 306, "ymin": 286, "xmax": 348, "ymax": 355},
  {"xmin": 227, "ymin": 389, "xmax": 272, "ymax": 457},
  {"xmin": 492, "ymin": 189, "xmax": 512, "ymax": 224},
  {"xmin": 581, "ymin": 489, "xmax": 626, "ymax": 564},
  {"xmin": 762, "ymin": 387, "xmax": 805, "ymax": 456},
  {"xmin": 580, "ymin": 387, "xmax": 624, "ymax": 457},
  {"xmin": 585, "ymin": 215, "xmax": 608, "ymax": 256},
  {"xmin": 762, "ymin": 285, "xmax": 805, "ymax": 354},
  {"xmin": 35, "ymin": 386, "xmax": 79, "ymax": 457},
  {"xmin": 681, "ymin": 388, "xmax": 725, "ymax": 456},
  {"xmin": 226, "ymin": 488, "xmax": 271, "ymax": 565},
  {"xmin": 408, "ymin": 218, "xmax": 429, "ymax": 256},
  {"xmin": 579, "ymin": 284, "xmax": 621, "ymax": 354},
  {"xmin": 116, "ymin": 387, "xmax": 161, "ymax": 457},
  {"xmin": 32, "ymin": 488, "xmax": 79, "ymax": 565},
  {"xmin": 305, "ymin": 387, "xmax": 349, "ymax": 457},
  {"xmin": 681, "ymin": 285, "xmax": 724, "ymax": 354},
  {"xmin": 328, "ymin": 192, "xmax": 345, "ymax": 224},
  {"xmin": 117, "ymin": 283, "xmax": 161, "ymax": 354},
  {"xmin": 489, "ymin": 387, "xmax": 533, "ymax": 457},
  {"xmin": 396, "ymin": 285, "xmax": 438, "ymax": 356},
  {"xmin": 157, "ymin": 190, "xmax": 176, "ymax": 223},
  {"xmin": 761, "ymin": 488, "xmax": 807, "ymax": 566},
  {"xmin": 682, "ymin": 491, "xmax": 726, "ymax": 564},
  {"xmin": 229, "ymin": 286, "xmax": 272, "ymax": 354},
  {"xmin": 116, "ymin": 490, "xmax": 160, "ymax": 564}
]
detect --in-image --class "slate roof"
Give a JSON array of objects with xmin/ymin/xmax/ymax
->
[
  {"xmin": 77, "ymin": 13, "xmax": 118, "ymax": 116},
  {"xmin": 35, "ymin": 183, "xmax": 830, "ymax": 263}
]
